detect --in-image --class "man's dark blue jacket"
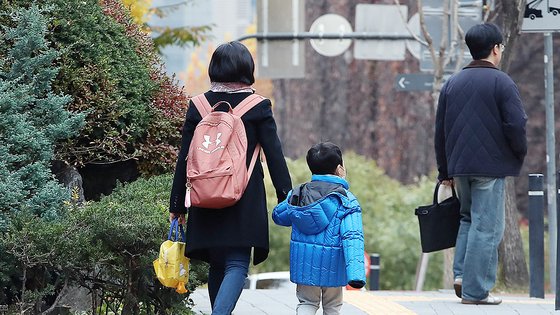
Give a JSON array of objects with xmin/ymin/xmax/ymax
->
[{"xmin": 435, "ymin": 60, "xmax": 528, "ymax": 181}]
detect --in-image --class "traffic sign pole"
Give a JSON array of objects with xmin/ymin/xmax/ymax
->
[
  {"xmin": 237, "ymin": 32, "xmax": 415, "ymax": 41},
  {"xmin": 520, "ymin": 3, "xmax": 560, "ymax": 306},
  {"xmin": 544, "ymin": 32, "xmax": 559, "ymax": 309}
]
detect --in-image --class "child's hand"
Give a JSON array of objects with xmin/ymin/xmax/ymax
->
[{"xmin": 348, "ymin": 280, "xmax": 365, "ymax": 289}]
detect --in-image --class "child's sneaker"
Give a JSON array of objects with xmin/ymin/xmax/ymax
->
[{"xmin": 453, "ymin": 277, "xmax": 462, "ymax": 298}]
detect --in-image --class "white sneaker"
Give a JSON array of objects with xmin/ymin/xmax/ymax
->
[
  {"xmin": 461, "ymin": 294, "xmax": 502, "ymax": 305},
  {"xmin": 453, "ymin": 277, "xmax": 462, "ymax": 298}
]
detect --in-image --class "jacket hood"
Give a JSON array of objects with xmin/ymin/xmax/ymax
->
[{"xmin": 286, "ymin": 175, "xmax": 348, "ymax": 235}]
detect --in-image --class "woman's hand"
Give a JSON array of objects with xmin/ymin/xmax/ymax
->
[
  {"xmin": 440, "ymin": 179, "xmax": 454, "ymax": 187},
  {"xmin": 169, "ymin": 212, "xmax": 186, "ymax": 225}
]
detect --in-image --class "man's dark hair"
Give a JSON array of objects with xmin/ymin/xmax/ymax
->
[
  {"xmin": 306, "ymin": 142, "xmax": 343, "ymax": 175},
  {"xmin": 465, "ymin": 23, "xmax": 503, "ymax": 60},
  {"xmin": 208, "ymin": 41, "xmax": 255, "ymax": 85}
]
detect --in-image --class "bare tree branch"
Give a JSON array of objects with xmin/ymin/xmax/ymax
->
[
  {"xmin": 418, "ymin": 0, "xmax": 438, "ymax": 67},
  {"xmin": 393, "ymin": 0, "xmax": 429, "ymax": 46}
]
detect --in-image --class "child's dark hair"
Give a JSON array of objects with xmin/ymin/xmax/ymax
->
[{"xmin": 306, "ymin": 142, "xmax": 343, "ymax": 175}]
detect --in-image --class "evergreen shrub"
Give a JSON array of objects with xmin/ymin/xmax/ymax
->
[
  {"xmin": 0, "ymin": 0, "xmax": 189, "ymax": 176},
  {"xmin": 0, "ymin": 4, "xmax": 84, "ymax": 309},
  {"xmin": 100, "ymin": 0, "xmax": 189, "ymax": 176},
  {"xmin": 46, "ymin": 0, "xmax": 158, "ymax": 165},
  {"xmin": 61, "ymin": 174, "xmax": 208, "ymax": 314}
]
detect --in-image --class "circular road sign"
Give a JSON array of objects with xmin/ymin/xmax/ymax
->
[{"xmin": 309, "ymin": 14, "xmax": 353, "ymax": 57}]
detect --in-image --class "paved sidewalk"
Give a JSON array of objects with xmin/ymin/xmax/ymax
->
[
  {"xmin": 190, "ymin": 286, "xmax": 367, "ymax": 315},
  {"xmin": 190, "ymin": 287, "xmax": 560, "ymax": 314},
  {"xmin": 345, "ymin": 290, "xmax": 558, "ymax": 315}
]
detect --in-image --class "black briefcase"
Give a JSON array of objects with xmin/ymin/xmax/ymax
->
[{"xmin": 414, "ymin": 183, "xmax": 461, "ymax": 253}]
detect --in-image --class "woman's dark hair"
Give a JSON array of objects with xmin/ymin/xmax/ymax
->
[
  {"xmin": 306, "ymin": 142, "xmax": 343, "ymax": 175},
  {"xmin": 208, "ymin": 41, "xmax": 255, "ymax": 85},
  {"xmin": 465, "ymin": 23, "xmax": 503, "ymax": 60}
]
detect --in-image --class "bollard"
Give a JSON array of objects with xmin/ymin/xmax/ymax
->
[
  {"xmin": 369, "ymin": 253, "xmax": 380, "ymax": 290},
  {"xmin": 529, "ymin": 173, "xmax": 545, "ymax": 298},
  {"xmin": 557, "ymin": 172, "xmax": 560, "ymax": 306}
]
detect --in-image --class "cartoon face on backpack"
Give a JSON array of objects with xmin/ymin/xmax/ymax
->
[{"xmin": 185, "ymin": 95, "xmax": 264, "ymax": 209}]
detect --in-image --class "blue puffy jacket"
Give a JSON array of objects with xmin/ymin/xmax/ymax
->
[{"xmin": 272, "ymin": 175, "xmax": 366, "ymax": 287}]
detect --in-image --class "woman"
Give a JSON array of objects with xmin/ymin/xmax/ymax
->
[{"xmin": 169, "ymin": 41, "xmax": 292, "ymax": 315}]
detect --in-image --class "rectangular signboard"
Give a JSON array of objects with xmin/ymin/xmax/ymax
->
[
  {"xmin": 522, "ymin": 0, "xmax": 560, "ymax": 32},
  {"xmin": 395, "ymin": 73, "xmax": 450, "ymax": 91},
  {"xmin": 354, "ymin": 4, "xmax": 409, "ymax": 60},
  {"xmin": 257, "ymin": 0, "xmax": 305, "ymax": 78},
  {"xmin": 395, "ymin": 73, "xmax": 435, "ymax": 91}
]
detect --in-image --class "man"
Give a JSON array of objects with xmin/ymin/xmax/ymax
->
[{"xmin": 434, "ymin": 23, "xmax": 527, "ymax": 305}]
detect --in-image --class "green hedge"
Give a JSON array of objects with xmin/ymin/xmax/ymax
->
[
  {"xmin": 1, "ymin": 173, "xmax": 208, "ymax": 313},
  {"xmin": 71, "ymin": 174, "xmax": 209, "ymax": 313}
]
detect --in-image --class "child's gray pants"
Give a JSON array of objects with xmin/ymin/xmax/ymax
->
[{"xmin": 296, "ymin": 284, "xmax": 343, "ymax": 315}]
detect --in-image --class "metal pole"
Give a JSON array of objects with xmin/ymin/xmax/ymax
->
[
  {"xmin": 236, "ymin": 32, "xmax": 415, "ymax": 42},
  {"xmin": 544, "ymin": 33, "xmax": 557, "ymax": 298},
  {"xmin": 369, "ymin": 253, "xmax": 380, "ymax": 290},
  {"xmin": 557, "ymin": 171, "xmax": 560, "ymax": 307},
  {"xmin": 529, "ymin": 174, "xmax": 545, "ymax": 298},
  {"xmin": 414, "ymin": 253, "xmax": 429, "ymax": 291}
]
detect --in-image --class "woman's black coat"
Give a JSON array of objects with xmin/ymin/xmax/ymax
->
[{"xmin": 169, "ymin": 91, "xmax": 292, "ymax": 265}]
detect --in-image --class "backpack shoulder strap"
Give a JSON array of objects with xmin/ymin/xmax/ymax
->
[
  {"xmin": 191, "ymin": 94, "xmax": 212, "ymax": 117},
  {"xmin": 233, "ymin": 94, "xmax": 266, "ymax": 182},
  {"xmin": 246, "ymin": 144, "xmax": 261, "ymax": 181},
  {"xmin": 234, "ymin": 94, "xmax": 266, "ymax": 117}
]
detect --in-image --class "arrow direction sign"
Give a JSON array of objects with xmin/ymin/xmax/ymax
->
[{"xmin": 395, "ymin": 73, "xmax": 435, "ymax": 91}]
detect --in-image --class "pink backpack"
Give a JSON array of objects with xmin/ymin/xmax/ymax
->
[{"xmin": 185, "ymin": 94, "xmax": 264, "ymax": 209}]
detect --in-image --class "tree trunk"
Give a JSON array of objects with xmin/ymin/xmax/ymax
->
[
  {"xmin": 121, "ymin": 259, "xmax": 140, "ymax": 315},
  {"xmin": 495, "ymin": 0, "xmax": 525, "ymax": 72},
  {"xmin": 499, "ymin": 178, "xmax": 529, "ymax": 289},
  {"xmin": 494, "ymin": 0, "xmax": 530, "ymax": 289},
  {"xmin": 52, "ymin": 161, "xmax": 85, "ymax": 204},
  {"xmin": 20, "ymin": 266, "xmax": 26, "ymax": 315}
]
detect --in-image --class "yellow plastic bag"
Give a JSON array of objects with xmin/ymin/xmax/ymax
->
[{"xmin": 153, "ymin": 219, "xmax": 189, "ymax": 294}]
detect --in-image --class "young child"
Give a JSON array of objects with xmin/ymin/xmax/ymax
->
[{"xmin": 272, "ymin": 142, "xmax": 366, "ymax": 315}]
